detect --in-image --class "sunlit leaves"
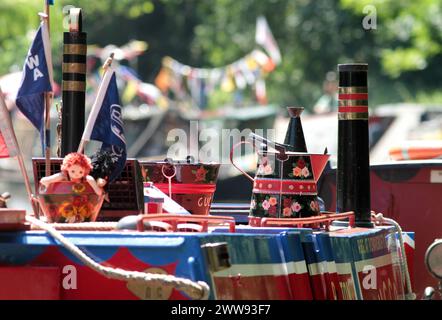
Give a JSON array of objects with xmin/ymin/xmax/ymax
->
[{"xmin": 341, "ymin": 0, "xmax": 442, "ymax": 77}]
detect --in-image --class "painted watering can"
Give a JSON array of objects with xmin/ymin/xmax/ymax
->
[{"xmin": 230, "ymin": 107, "xmax": 330, "ymax": 221}]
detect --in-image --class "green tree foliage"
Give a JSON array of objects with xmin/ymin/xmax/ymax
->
[
  {"xmin": 190, "ymin": 0, "xmax": 442, "ymax": 108},
  {"xmin": 0, "ymin": 0, "xmax": 60, "ymax": 74},
  {"xmin": 342, "ymin": 0, "xmax": 442, "ymax": 77},
  {"xmin": 1, "ymin": 0, "xmax": 441, "ymax": 108}
]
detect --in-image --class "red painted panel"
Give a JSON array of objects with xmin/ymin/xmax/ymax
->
[
  {"xmin": 213, "ymin": 275, "xmax": 292, "ymax": 300},
  {"xmin": 0, "ymin": 266, "xmax": 60, "ymax": 300},
  {"xmin": 357, "ymin": 264, "xmax": 403, "ymax": 300},
  {"xmin": 288, "ymin": 273, "xmax": 313, "ymax": 300},
  {"xmin": 319, "ymin": 164, "xmax": 442, "ymax": 298},
  {"xmin": 31, "ymin": 247, "xmax": 186, "ymax": 300}
]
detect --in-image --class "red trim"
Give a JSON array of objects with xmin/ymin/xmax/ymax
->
[
  {"xmin": 338, "ymin": 93, "xmax": 368, "ymax": 100},
  {"xmin": 253, "ymin": 178, "xmax": 317, "ymax": 194},
  {"xmin": 154, "ymin": 183, "xmax": 216, "ymax": 194},
  {"xmin": 338, "ymin": 106, "xmax": 368, "ymax": 113}
]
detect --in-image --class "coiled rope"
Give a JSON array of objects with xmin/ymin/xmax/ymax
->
[
  {"xmin": 371, "ymin": 212, "xmax": 416, "ymax": 300},
  {"xmin": 26, "ymin": 216, "xmax": 210, "ymax": 300}
]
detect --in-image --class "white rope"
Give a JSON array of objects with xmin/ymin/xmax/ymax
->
[
  {"xmin": 371, "ymin": 212, "xmax": 416, "ymax": 300},
  {"xmin": 26, "ymin": 216, "xmax": 210, "ymax": 300}
]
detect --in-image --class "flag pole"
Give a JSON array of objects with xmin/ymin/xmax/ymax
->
[
  {"xmin": 0, "ymin": 87, "xmax": 38, "ymax": 218},
  {"xmin": 43, "ymin": 1, "xmax": 52, "ymax": 177},
  {"xmin": 77, "ymin": 53, "xmax": 115, "ymax": 154}
]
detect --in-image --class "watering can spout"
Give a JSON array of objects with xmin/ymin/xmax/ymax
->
[{"xmin": 311, "ymin": 154, "xmax": 331, "ymax": 182}]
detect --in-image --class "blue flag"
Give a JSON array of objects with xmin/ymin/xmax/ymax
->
[
  {"xmin": 16, "ymin": 21, "xmax": 52, "ymax": 154},
  {"xmin": 86, "ymin": 71, "xmax": 127, "ymax": 182}
]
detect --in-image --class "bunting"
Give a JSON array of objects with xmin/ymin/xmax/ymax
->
[
  {"xmin": 156, "ymin": 49, "xmax": 276, "ymax": 108},
  {"xmin": 155, "ymin": 16, "xmax": 281, "ymax": 108}
]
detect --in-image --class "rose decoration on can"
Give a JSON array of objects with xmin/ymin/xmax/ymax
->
[
  {"xmin": 257, "ymin": 156, "xmax": 273, "ymax": 175},
  {"xmin": 291, "ymin": 201, "xmax": 302, "ymax": 213},
  {"xmin": 193, "ymin": 166, "xmax": 208, "ymax": 182},
  {"xmin": 282, "ymin": 207, "xmax": 292, "ymax": 217},
  {"xmin": 310, "ymin": 200, "xmax": 319, "ymax": 212},
  {"xmin": 293, "ymin": 167, "xmax": 302, "ymax": 177},
  {"xmin": 268, "ymin": 205, "xmax": 277, "ymax": 216},
  {"xmin": 262, "ymin": 199, "xmax": 271, "ymax": 210},
  {"xmin": 301, "ymin": 167, "xmax": 310, "ymax": 178},
  {"xmin": 289, "ymin": 157, "xmax": 312, "ymax": 179},
  {"xmin": 258, "ymin": 196, "xmax": 279, "ymax": 217},
  {"xmin": 268, "ymin": 197, "xmax": 277, "ymax": 206}
]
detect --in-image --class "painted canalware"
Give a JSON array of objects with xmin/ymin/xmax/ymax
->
[
  {"xmin": 140, "ymin": 159, "xmax": 220, "ymax": 215},
  {"xmin": 231, "ymin": 133, "xmax": 329, "ymax": 221},
  {"xmin": 36, "ymin": 181, "xmax": 105, "ymax": 223}
]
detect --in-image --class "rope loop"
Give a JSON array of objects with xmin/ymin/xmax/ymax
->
[
  {"xmin": 371, "ymin": 212, "xmax": 416, "ymax": 300},
  {"xmin": 26, "ymin": 216, "xmax": 210, "ymax": 300}
]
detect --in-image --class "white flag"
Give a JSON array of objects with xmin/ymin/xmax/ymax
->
[{"xmin": 255, "ymin": 16, "xmax": 282, "ymax": 65}]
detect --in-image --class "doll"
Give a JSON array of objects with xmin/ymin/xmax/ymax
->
[{"xmin": 40, "ymin": 152, "xmax": 106, "ymax": 196}]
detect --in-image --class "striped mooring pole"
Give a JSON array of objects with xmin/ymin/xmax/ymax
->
[
  {"xmin": 336, "ymin": 63, "xmax": 373, "ymax": 228},
  {"xmin": 61, "ymin": 8, "xmax": 86, "ymax": 156}
]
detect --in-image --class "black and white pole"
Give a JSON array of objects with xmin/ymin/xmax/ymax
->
[
  {"xmin": 336, "ymin": 63, "xmax": 373, "ymax": 228},
  {"xmin": 61, "ymin": 8, "xmax": 86, "ymax": 156}
]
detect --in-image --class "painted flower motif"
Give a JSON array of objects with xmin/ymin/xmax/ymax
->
[
  {"xmin": 258, "ymin": 157, "xmax": 273, "ymax": 175},
  {"xmin": 261, "ymin": 156, "xmax": 269, "ymax": 167},
  {"xmin": 310, "ymin": 200, "xmax": 319, "ymax": 212},
  {"xmin": 250, "ymin": 199, "xmax": 256, "ymax": 210},
  {"xmin": 268, "ymin": 205, "xmax": 277, "ymax": 216},
  {"xmin": 301, "ymin": 166, "xmax": 310, "ymax": 178},
  {"xmin": 59, "ymin": 202, "xmax": 75, "ymax": 221},
  {"xmin": 72, "ymin": 183, "xmax": 86, "ymax": 194},
  {"xmin": 263, "ymin": 165, "xmax": 273, "ymax": 175},
  {"xmin": 293, "ymin": 167, "xmax": 302, "ymax": 177},
  {"xmin": 268, "ymin": 197, "xmax": 277, "ymax": 206},
  {"xmin": 297, "ymin": 158, "xmax": 306, "ymax": 169},
  {"xmin": 291, "ymin": 201, "xmax": 302, "ymax": 213},
  {"xmin": 283, "ymin": 207, "xmax": 292, "ymax": 217},
  {"xmin": 283, "ymin": 197, "xmax": 292, "ymax": 208},
  {"xmin": 262, "ymin": 200, "xmax": 271, "ymax": 210},
  {"xmin": 195, "ymin": 166, "xmax": 208, "ymax": 182},
  {"xmin": 72, "ymin": 195, "xmax": 88, "ymax": 207},
  {"xmin": 77, "ymin": 205, "xmax": 92, "ymax": 219},
  {"xmin": 59, "ymin": 201, "xmax": 92, "ymax": 223}
]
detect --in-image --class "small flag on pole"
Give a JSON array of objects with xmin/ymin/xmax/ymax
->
[
  {"xmin": 1, "ymin": 86, "xmax": 37, "ymax": 217},
  {"xmin": 81, "ymin": 66, "xmax": 127, "ymax": 182},
  {"xmin": 255, "ymin": 16, "xmax": 282, "ymax": 65},
  {"xmin": 15, "ymin": 17, "xmax": 53, "ymax": 154}
]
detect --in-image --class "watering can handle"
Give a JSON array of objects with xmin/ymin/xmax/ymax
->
[{"xmin": 229, "ymin": 141, "xmax": 255, "ymax": 183}]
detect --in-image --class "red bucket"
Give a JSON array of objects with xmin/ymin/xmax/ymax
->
[{"xmin": 140, "ymin": 160, "xmax": 220, "ymax": 215}]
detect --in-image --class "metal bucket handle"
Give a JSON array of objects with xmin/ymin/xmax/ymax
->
[
  {"xmin": 229, "ymin": 140, "xmax": 257, "ymax": 182},
  {"xmin": 161, "ymin": 163, "xmax": 177, "ymax": 180},
  {"xmin": 161, "ymin": 163, "xmax": 177, "ymax": 198}
]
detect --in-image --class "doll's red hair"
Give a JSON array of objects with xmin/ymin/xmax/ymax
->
[{"xmin": 61, "ymin": 152, "xmax": 93, "ymax": 176}]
